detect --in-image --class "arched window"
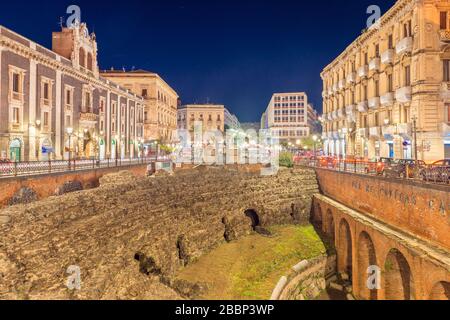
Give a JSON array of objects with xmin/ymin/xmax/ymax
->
[
  {"xmin": 79, "ymin": 48, "xmax": 86, "ymax": 68},
  {"xmin": 87, "ymin": 53, "xmax": 93, "ymax": 71}
]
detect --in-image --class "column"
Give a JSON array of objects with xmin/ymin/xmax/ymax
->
[
  {"xmin": 106, "ymin": 91, "xmax": 111, "ymax": 157},
  {"xmin": 55, "ymin": 70, "xmax": 62, "ymax": 159},
  {"xmin": 28, "ymin": 59, "xmax": 37, "ymax": 161}
]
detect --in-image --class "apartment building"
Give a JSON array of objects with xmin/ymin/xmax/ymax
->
[
  {"xmin": 101, "ymin": 70, "xmax": 179, "ymax": 144},
  {"xmin": 0, "ymin": 22, "xmax": 145, "ymax": 161},
  {"xmin": 177, "ymin": 104, "xmax": 227, "ymax": 134},
  {"xmin": 321, "ymin": 0, "xmax": 450, "ymax": 161},
  {"xmin": 263, "ymin": 92, "xmax": 313, "ymax": 142}
]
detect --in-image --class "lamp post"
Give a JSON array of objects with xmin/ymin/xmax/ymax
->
[
  {"xmin": 312, "ymin": 135, "xmax": 318, "ymax": 159},
  {"xmin": 66, "ymin": 127, "xmax": 74, "ymax": 168},
  {"xmin": 35, "ymin": 120, "xmax": 41, "ymax": 161},
  {"xmin": 412, "ymin": 116, "xmax": 418, "ymax": 163}
]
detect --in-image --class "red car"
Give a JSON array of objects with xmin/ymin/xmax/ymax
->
[{"xmin": 364, "ymin": 158, "xmax": 395, "ymax": 175}]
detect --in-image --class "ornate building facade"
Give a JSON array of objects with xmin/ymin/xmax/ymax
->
[
  {"xmin": 321, "ymin": 0, "xmax": 450, "ymax": 161},
  {"xmin": 0, "ymin": 22, "xmax": 145, "ymax": 161},
  {"xmin": 100, "ymin": 70, "xmax": 179, "ymax": 144},
  {"xmin": 177, "ymin": 104, "xmax": 226, "ymax": 133}
]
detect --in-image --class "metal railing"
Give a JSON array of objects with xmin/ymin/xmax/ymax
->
[
  {"xmin": 0, "ymin": 157, "xmax": 159, "ymax": 178},
  {"xmin": 297, "ymin": 158, "xmax": 450, "ymax": 185}
]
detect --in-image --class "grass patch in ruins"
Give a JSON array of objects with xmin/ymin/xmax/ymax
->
[{"xmin": 175, "ymin": 224, "xmax": 328, "ymax": 300}]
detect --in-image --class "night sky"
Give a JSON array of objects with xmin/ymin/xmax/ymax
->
[{"xmin": 0, "ymin": 0, "xmax": 396, "ymax": 122}]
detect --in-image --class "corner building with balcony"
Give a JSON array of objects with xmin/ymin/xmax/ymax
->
[
  {"xmin": 0, "ymin": 22, "xmax": 145, "ymax": 162},
  {"xmin": 100, "ymin": 70, "xmax": 179, "ymax": 144},
  {"xmin": 321, "ymin": 0, "xmax": 450, "ymax": 161}
]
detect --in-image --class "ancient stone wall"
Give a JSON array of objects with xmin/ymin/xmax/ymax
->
[
  {"xmin": 0, "ymin": 166, "xmax": 318, "ymax": 300},
  {"xmin": 0, "ymin": 164, "xmax": 148, "ymax": 208}
]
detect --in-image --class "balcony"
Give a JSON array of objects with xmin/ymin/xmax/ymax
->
[
  {"xmin": 369, "ymin": 57, "xmax": 380, "ymax": 71},
  {"xmin": 380, "ymin": 92, "xmax": 395, "ymax": 106},
  {"xmin": 440, "ymin": 82, "xmax": 450, "ymax": 100},
  {"xmin": 398, "ymin": 123, "xmax": 412, "ymax": 139},
  {"xmin": 358, "ymin": 128, "xmax": 369, "ymax": 139},
  {"xmin": 358, "ymin": 65, "xmax": 369, "ymax": 78},
  {"xmin": 369, "ymin": 127, "xmax": 382, "ymax": 139},
  {"xmin": 331, "ymin": 110, "xmax": 338, "ymax": 120},
  {"xmin": 338, "ymin": 79, "xmax": 346, "ymax": 90},
  {"xmin": 79, "ymin": 111, "xmax": 98, "ymax": 123},
  {"xmin": 368, "ymin": 97, "xmax": 380, "ymax": 109},
  {"xmin": 322, "ymin": 91, "xmax": 328, "ymax": 98},
  {"xmin": 357, "ymin": 101, "xmax": 368, "ymax": 113},
  {"xmin": 382, "ymin": 125, "xmax": 396, "ymax": 138},
  {"xmin": 337, "ymin": 108, "xmax": 346, "ymax": 119},
  {"xmin": 327, "ymin": 113, "xmax": 333, "ymax": 121},
  {"xmin": 439, "ymin": 30, "xmax": 450, "ymax": 43},
  {"xmin": 333, "ymin": 83, "xmax": 339, "ymax": 93},
  {"xmin": 345, "ymin": 105, "xmax": 356, "ymax": 122},
  {"xmin": 395, "ymin": 86, "xmax": 412, "ymax": 103},
  {"xmin": 346, "ymin": 72, "xmax": 356, "ymax": 84},
  {"xmin": 381, "ymin": 49, "xmax": 395, "ymax": 65},
  {"xmin": 396, "ymin": 37, "xmax": 413, "ymax": 55},
  {"xmin": 328, "ymin": 88, "xmax": 333, "ymax": 96}
]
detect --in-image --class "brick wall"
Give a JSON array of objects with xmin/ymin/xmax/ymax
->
[
  {"xmin": 0, "ymin": 164, "xmax": 148, "ymax": 207},
  {"xmin": 315, "ymin": 168, "xmax": 450, "ymax": 250}
]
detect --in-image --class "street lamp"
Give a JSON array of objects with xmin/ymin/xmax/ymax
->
[
  {"xmin": 66, "ymin": 127, "xmax": 74, "ymax": 163},
  {"xmin": 312, "ymin": 135, "xmax": 318, "ymax": 159}
]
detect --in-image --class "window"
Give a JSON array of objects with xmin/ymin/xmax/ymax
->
[
  {"xmin": 388, "ymin": 74, "xmax": 393, "ymax": 92},
  {"xmin": 375, "ymin": 80, "xmax": 380, "ymax": 97},
  {"xmin": 405, "ymin": 65, "xmax": 411, "ymax": 86},
  {"xmin": 12, "ymin": 73, "xmax": 21, "ymax": 94},
  {"xmin": 12, "ymin": 107, "xmax": 20, "ymax": 124},
  {"xmin": 444, "ymin": 60, "xmax": 450, "ymax": 82},
  {"xmin": 363, "ymin": 85, "xmax": 368, "ymax": 100},
  {"xmin": 440, "ymin": 12, "xmax": 448, "ymax": 30},
  {"xmin": 375, "ymin": 44, "xmax": 380, "ymax": 57},
  {"xmin": 65, "ymin": 115, "xmax": 71, "ymax": 127},
  {"xmin": 43, "ymin": 112, "xmax": 49, "ymax": 127},
  {"xmin": 388, "ymin": 34, "xmax": 393, "ymax": 49},
  {"xmin": 43, "ymin": 83, "xmax": 49, "ymax": 100},
  {"xmin": 142, "ymin": 89, "xmax": 148, "ymax": 97},
  {"xmin": 404, "ymin": 20, "xmax": 412, "ymax": 37},
  {"xmin": 66, "ymin": 89, "xmax": 72, "ymax": 105}
]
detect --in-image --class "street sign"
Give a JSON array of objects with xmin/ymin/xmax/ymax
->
[{"xmin": 42, "ymin": 146, "xmax": 54, "ymax": 154}]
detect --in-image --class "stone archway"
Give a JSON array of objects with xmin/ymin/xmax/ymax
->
[
  {"xmin": 429, "ymin": 281, "xmax": 450, "ymax": 300},
  {"xmin": 338, "ymin": 219, "xmax": 352, "ymax": 280},
  {"xmin": 244, "ymin": 209, "xmax": 260, "ymax": 231},
  {"xmin": 326, "ymin": 209, "xmax": 335, "ymax": 243},
  {"xmin": 313, "ymin": 203, "xmax": 323, "ymax": 230},
  {"xmin": 384, "ymin": 248, "xmax": 415, "ymax": 300},
  {"xmin": 358, "ymin": 232, "xmax": 377, "ymax": 300}
]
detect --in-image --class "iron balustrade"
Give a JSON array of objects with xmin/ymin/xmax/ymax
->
[
  {"xmin": 0, "ymin": 157, "xmax": 157, "ymax": 178},
  {"xmin": 297, "ymin": 158, "xmax": 450, "ymax": 185}
]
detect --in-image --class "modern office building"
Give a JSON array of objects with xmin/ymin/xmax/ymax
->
[
  {"xmin": 321, "ymin": 0, "xmax": 450, "ymax": 160},
  {"xmin": 0, "ymin": 22, "xmax": 145, "ymax": 161},
  {"xmin": 263, "ymin": 92, "xmax": 314, "ymax": 143}
]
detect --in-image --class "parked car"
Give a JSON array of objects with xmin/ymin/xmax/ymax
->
[
  {"xmin": 364, "ymin": 157, "xmax": 395, "ymax": 175},
  {"xmin": 384, "ymin": 159, "xmax": 426, "ymax": 178},
  {"xmin": 420, "ymin": 159, "xmax": 450, "ymax": 183}
]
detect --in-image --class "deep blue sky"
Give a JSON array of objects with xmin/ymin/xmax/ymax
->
[{"xmin": 0, "ymin": 0, "xmax": 396, "ymax": 122}]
